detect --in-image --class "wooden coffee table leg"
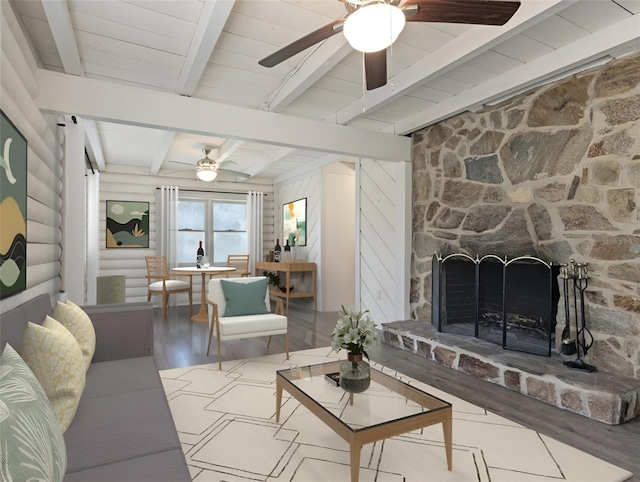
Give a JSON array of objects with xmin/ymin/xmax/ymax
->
[
  {"xmin": 275, "ymin": 382, "xmax": 283, "ymax": 423},
  {"xmin": 442, "ymin": 409, "xmax": 453, "ymax": 471},
  {"xmin": 350, "ymin": 439, "xmax": 362, "ymax": 482}
]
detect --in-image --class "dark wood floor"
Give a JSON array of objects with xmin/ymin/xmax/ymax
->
[{"xmin": 153, "ymin": 302, "xmax": 640, "ymax": 481}]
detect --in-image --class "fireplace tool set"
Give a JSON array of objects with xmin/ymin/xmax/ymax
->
[{"xmin": 560, "ymin": 260, "xmax": 597, "ymax": 372}]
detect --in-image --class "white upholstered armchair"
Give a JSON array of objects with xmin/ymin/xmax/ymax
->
[{"xmin": 206, "ymin": 276, "xmax": 289, "ymax": 369}]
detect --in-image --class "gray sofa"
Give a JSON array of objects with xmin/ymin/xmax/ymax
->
[{"xmin": 0, "ymin": 293, "xmax": 190, "ymax": 481}]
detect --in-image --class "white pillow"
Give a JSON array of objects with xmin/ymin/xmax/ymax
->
[
  {"xmin": 53, "ymin": 300, "xmax": 96, "ymax": 371},
  {"xmin": 20, "ymin": 316, "xmax": 87, "ymax": 432}
]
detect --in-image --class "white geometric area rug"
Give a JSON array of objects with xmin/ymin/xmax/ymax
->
[{"xmin": 159, "ymin": 347, "xmax": 632, "ymax": 482}]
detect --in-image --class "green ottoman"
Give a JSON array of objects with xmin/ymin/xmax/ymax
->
[{"xmin": 96, "ymin": 275, "xmax": 126, "ymax": 304}]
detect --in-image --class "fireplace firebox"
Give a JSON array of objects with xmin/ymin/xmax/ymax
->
[{"xmin": 432, "ymin": 254, "xmax": 559, "ymax": 356}]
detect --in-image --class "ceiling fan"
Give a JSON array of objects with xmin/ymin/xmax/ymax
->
[
  {"xmin": 259, "ymin": 0, "xmax": 521, "ymax": 90},
  {"xmin": 194, "ymin": 148, "xmax": 251, "ymax": 182},
  {"xmin": 160, "ymin": 147, "xmax": 250, "ymax": 182}
]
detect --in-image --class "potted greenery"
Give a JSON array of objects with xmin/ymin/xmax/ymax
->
[
  {"xmin": 263, "ymin": 271, "xmax": 280, "ymax": 289},
  {"xmin": 262, "ymin": 270, "xmax": 295, "ymax": 293},
  {"xmin": 330, "ymin": 305, "xmax": 379, "ymax": 393}
]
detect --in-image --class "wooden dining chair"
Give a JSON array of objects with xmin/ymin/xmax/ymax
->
[
  {"xmin": 225, "ymin": 254, "xmax": 250, "ymax": 277},
  {"xmin": 145, "ymin": 255, "xmax": 193, "ymax": 318}
]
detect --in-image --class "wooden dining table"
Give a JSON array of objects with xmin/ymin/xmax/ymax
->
[{"xmin": 172, "ymin": 266, "xmax": 236, "ymax": 322}]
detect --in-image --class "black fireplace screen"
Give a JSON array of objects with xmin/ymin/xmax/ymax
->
[{"xmin": 432, "ymin": 254, "xmax": 558, "ymax": 356}]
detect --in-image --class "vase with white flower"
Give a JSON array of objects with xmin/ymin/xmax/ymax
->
[{"xmin": 330, "ymin": 305, "xmax": 379, "ymax": 393}]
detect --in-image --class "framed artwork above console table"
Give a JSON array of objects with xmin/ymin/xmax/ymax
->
[{"xmin": 283, "ymin": 197, "xmax": 306, "ymax": 247}]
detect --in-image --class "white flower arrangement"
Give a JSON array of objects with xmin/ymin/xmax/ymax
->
[{"xmin": 330, "ymin": 305, "xmax": 379, "ymax": 359}]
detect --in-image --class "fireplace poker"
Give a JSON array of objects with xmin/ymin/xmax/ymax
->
[
  {"xmin": 571, "ymin": 260, "xmax": 579, "ymax": 345},
  {"xmin": 559, "ymin": 264, "xmax": 577, "ymax": 356},
  {"xmin": 575, "ymin": 263, "xmax": 594, "ymax": 357}
]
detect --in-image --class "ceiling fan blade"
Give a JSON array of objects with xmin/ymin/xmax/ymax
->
[
  {"xmin": 403, "ymin": 0, "xmax": 520, "ymax": 26},
  {"xmin": 170, "ymin": 160, "xmax": 196, "ymax": 166},
  {"xmin": 158, "ymin": 168, "xmax": 193, "ymax": 176},
  {"xmin": 259, "ymin": 19, "xmax": 345, "ymax": 68},
  {"xmin": 220, "ymin": 168, "xmax": 250, "ymax": 179},
  {"xmin": 365, "ymin": 50, "xmax": 387, "ymax": 91}
]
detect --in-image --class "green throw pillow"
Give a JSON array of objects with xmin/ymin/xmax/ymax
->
[
  {"xmin": 0, "ymin": 344, "xmax": 67, "ymax": 481},
  {"xmin": 220, "ymin": 278, "xmax": 269, "ymax": 317}
]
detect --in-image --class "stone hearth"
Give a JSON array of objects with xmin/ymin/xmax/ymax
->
[{"xmin": 382, "ymin": 320, "xmax": 640, "ymax": 425}]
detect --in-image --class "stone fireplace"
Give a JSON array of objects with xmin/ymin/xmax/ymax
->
[
  {"xmin": 409, "ymin": 52, "xmax": 640, "ymax": 381},
  {"xmin": 389, "ymin": 53, "xmax": 640, "ymax": 424}
]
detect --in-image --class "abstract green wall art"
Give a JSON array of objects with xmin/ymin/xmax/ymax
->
[
  {"xmin": 106, "ymin": 200, "xmax": 149, "ymax": 248},
  {"xmin": 283, "ymin": 197, "xmax": 307, "ymax": 246},
  {"xmin": 0, "ymin": 110, "xmax": 28, "ymax": 300}
]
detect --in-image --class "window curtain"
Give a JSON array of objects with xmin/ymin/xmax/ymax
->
[
  {"xmin": 156, "ymin": 186, "xmax": 179, "ymax": 304},
  {"xmin": 247, "ymin": 191, "xmax": 264, "ymax": 275}
]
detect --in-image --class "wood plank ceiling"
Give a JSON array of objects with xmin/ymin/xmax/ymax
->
[{"xmin": 11, "ymin": 0, "xmax": 640, "ymax": 183}]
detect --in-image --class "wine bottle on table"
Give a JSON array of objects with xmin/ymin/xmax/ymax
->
[
  {"xmin": 274, "ymin": 238, "xmax": 281, "ymax": 262},
  {"xmin": 283, "ymin": 239, "xmax": 291, "ymax": 262},
  {"xmin": 197, "ymin": 241, "xmax": 204, "ymax": 268}
]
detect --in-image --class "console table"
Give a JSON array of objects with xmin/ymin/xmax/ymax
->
[{"xmin": 255, "ymin": 261, "xmax": 316, "ymax": 314}]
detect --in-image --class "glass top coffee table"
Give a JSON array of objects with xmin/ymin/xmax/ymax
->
[{"xmin": 276, "ymin": 360, "xmax": 452, "ymax": 482}]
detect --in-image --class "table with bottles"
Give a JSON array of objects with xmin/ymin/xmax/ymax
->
[{"xmin": 255, "ymin": 261, "xmax": 316, "ymax": 315}]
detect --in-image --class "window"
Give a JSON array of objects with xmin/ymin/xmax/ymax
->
[{"xmin": 177, "ymin": 195, "xmax": 247, "ymax": 265}]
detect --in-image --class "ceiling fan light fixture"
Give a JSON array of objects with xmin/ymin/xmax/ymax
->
[
  {"xmin": 196, "ymin": 147, "xmax": 218, "ymax": 182},
  {"xmin": 196, "ymin": 159, "xmax": 218, "ymax": 182},
  {"xmin": 343, "ymin": 2, "xmax": 405, "ymax": 53}
]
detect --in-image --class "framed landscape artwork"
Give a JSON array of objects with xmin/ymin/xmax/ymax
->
[
  {"xmin": 283, "ymin": 197, "xmax": 307, "ymax": 246},
  {"xmin": 0, "ymin": 110, "xmax": 28, "ymax": 300},
  {"xmin": 106, "ymin": 200, "xmax": 149, "ymax": 248}
]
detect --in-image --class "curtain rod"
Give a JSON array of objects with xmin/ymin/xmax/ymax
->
[{"xmin": 155, "ymin": 187, "xmax": 267, "ymax": 196}]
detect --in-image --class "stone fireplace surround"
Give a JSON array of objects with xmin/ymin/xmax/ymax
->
[
  {"xmin": 404, "ymin": 53, "xmax": 640, "ymax": 424},
  {"xmin": 409, "ymin": 53, "xmax": 640, "ymax": 379}
]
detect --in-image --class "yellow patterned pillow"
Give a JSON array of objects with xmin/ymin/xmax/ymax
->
[
  {"xmin": 20, "ymin": 316, "xmax": 87, "ymax": 432},
  {"xmin": 53, "ymin": 300, "xmax": 96, "ymax": 371}
]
